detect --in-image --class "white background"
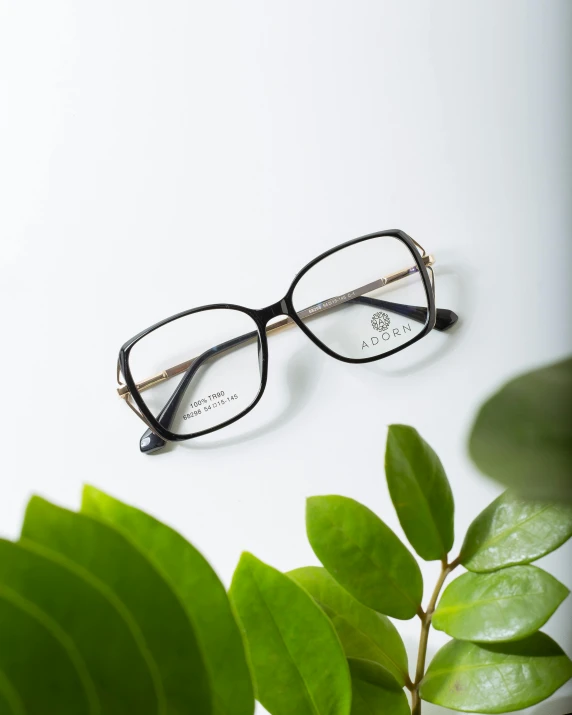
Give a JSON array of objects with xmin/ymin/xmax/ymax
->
[{"xmin": 1, "ymin": 1, "xmax": 571, "ymax": 713}]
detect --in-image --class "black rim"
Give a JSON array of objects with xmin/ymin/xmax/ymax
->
[{"xmin": 285, "ymin": 229, "xmax": 435, "ymax": 365}]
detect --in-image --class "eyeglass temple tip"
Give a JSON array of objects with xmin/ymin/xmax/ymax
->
[{"xmin": 140, "ymin": 429, "xmax": 167, "ymax": 454}]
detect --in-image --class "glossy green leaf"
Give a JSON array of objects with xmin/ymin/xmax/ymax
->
[
  {"xmin": 433, "ymin": 565, "xmax": 569, "ymax": 642},
  {"xmin": 0, "ymin": 585, "xmax": 96, "ymax": 715},
  {"xmin": 420, "ymin": 633, "xmax": 572, "ymax": 713},
  {"xmin": 460, "ymin": 490, "xmax": 572, "ymax": 572},
  {"xmin": 229, "ymin": 553, "xmax": 351, "ymax": 715},
  {"xmin": 385, "ymin": 425, "xmax": 454, "ymax": 561},
  {"xmin": 469, "ymin": 357, "xmax": 572, "ymax": 501},
  {"xmin": 21, "ymin": 497, "xmax": 212, "ymax": 715},
  {"xmin": 288, "ymin": 566, "xmax": 408, "ymax": 686},
  {"xmin": 348, "ymin": 660, "xmax": 409, "ymax": 715},
  {"xmin": 81, "ymin": 486, "xmax": 254, "ymax": 715},
  {"xmin": 306, "ymin": 496, "xmax": 422, "ymax": 619},
  {"xmin": 0, "ymin": 539, "xmax": 160, "ymax": 714}
]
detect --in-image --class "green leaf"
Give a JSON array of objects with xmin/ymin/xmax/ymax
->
[
  {"xmin": 229, "ymin": 553, "xmax": 351, "ymax": 715},
  {"xmin": 385, "ymin": 425, "xmax": 454, "ymax": 561},
  {"xmin": 348, "ymin": 660, "xmax": 409, "ymax": 715},
  {"xmin": 0, "ymin": 668, "xmax": 25, "ymax": 715},
  {"xmin": 433, "ymin": 565, "xmax": 569, "ymax": 642},
  {"xmin": 347, "ymin": 658, "xmax": 404, "ymax": 691},
  {"xmin": 288, "ymin": 567, "xmax": 408, "ymax": 686},
  {"xmin": 306, "ymin": 496, "xmax": 422, "ymax": 619},
  {"xmin": 0, "ymin": 585, "xmax": 96, "ymax": 715},
  {"xmin": 81, "ymin": 486, "xmax": 254, "ymax": 715},
  {"xmin": 460, "ymin": 489, "xmax": 572, "ymax": 572},
  {"xmin": 420, "ymin": 633, "xmax": 572, "ymax": 713},
  {"xmin": 20, "ymin": 496, "xmax": 212, "ymax": 715},
  {"xmin": 0, "ymin": 539, "xmax": 160, "ymax": 714},
  {"xmin": 469, "ymin": 357, "xmax": 572, "ymax": 500}
]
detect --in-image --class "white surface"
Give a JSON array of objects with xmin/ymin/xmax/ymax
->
[{"xmin": 1, "ymin": 1, "xmax": 571, "ymax": 713}]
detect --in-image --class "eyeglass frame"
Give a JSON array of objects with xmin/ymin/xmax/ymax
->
[{"xmin": 117, "ymin": 229, "xmax": 458, "ymax": 452}]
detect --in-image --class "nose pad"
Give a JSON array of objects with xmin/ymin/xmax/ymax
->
[{"xmin": 256, "ymin": 299, "xmax": 289, "ymax": 374}]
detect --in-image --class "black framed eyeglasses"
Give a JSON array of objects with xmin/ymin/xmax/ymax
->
[{"xmin": 117, "ymin": 230, "xmax": 458, "ymax": 454}]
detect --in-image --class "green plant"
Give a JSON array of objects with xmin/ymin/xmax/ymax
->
[
  {"xmin": 230, "ymin": 425, "xmax": 572, "ymax": 715},
  {"xmin": 0, "ymin": 358, "xmax": 570, "ymax": 714}
]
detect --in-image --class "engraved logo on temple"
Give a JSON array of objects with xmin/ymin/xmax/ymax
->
[{"xmin": 371, "ymin": 311, "xmax": 391, "ymax": 332}]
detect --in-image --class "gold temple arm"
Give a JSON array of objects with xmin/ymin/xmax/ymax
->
[{"xmin": 118, "ymin": 254, "xmax": 435, "ymax": 398}]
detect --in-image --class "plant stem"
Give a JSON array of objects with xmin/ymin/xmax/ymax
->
[
  {"xmin": 411, "ymin": 557, "xmax": 459, "ymax": 715},
  {"xmin": 411, "ymin": 689, "xmax": 421, "ymax": 715}
]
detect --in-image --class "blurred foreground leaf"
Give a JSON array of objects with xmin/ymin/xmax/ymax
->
[
  {"xmin": 82, "ymin": 486, "xmax": 253, "ymax": 715},
  {"xmin": 0, "ymin": 585, "xmax": 96, "ymax": 715},
  {"xmin": 0, "ymin": 539, "xmax": 159, "ymax": 714},
  {"xmin": 469, "ymin": 357, "xmax": 572, "ymax": 500},
  {"xmin": 21, "ymin": 496, "xmax": 212, "ymax": 714}
]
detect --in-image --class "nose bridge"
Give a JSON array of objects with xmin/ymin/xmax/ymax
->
[{"xmin": 258, "ymin": 298, "xmax": 289, "ymax": 325}]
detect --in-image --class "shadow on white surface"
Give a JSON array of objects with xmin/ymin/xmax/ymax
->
[
  {"xmin": 529, "ymin": 696, "xmax": 572, "ymax": 715},
  {"xmin": 168, "ymin": 346, "xmax": 321, "ymax": 452}
]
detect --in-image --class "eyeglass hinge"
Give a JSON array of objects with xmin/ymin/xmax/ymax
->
[{"xmin": 117, "ymin": 371, "xmax": 170, "ymax": 399}]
